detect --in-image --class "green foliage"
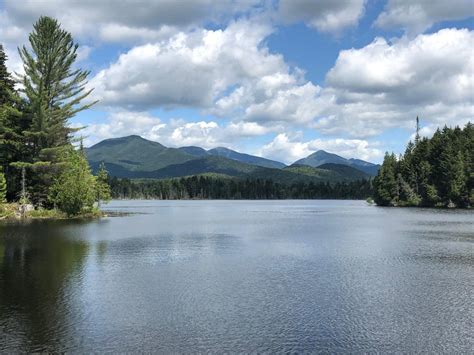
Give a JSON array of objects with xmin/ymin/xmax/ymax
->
[
  {"xmin": 0, "ymin": 45, "xmax": 27, "ymax": 201},
  {"xmin": 16, "ymin": 16, "xmax": 96, "ymax": 205},
  {"xmin": 0, "ymin": 168, "xmax": 6, "ymax": 204},
  {"xmin": 49, "ymin": 148, "xmax": 97, "ymax": 216},
  {"xmin": 0, "ymin": 44, "xmax": 15, "ymax": 104},
  {"xmin": 374, "ymin": 122, "xmax": 472, "ymax": 208},
  {"xmin": 86, "ymin": 135, "xmax": 194, "ymax": 172},
  {"xmin": 109, "ymin": 175, "xmax": 373, "ymax": 200},
  {"xmin": 96, "ymin": 162, "xmax": 111, "ymax": 206},
  {"xmin": 373, "ymin": 153, "xmax": 398, "ymax": 206}
]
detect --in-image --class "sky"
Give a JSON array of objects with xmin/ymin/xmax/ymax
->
[{"xmin": 0, "ymin": 0, "xmax": 473, "ymax": 164}]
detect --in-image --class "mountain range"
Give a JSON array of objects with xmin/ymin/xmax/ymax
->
[
  {"xmin": 86, "ymin": 135, "xmax": 380, "ymax": 183},
  {"xmin": 294, "ymin": 150, "xmax": 380, "ymax": 176}
]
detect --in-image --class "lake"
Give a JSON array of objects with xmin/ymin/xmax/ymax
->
[{"xmin": 0, "ymin": 200, "xmax": 473, "ymax": 353}]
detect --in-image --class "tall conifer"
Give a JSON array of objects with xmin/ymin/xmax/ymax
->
[{"xmin": 17, "ymin": 16, "xmax": 97, "ymax": 204}]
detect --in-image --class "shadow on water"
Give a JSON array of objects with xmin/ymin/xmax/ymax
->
[{"xmin": 0, "ymin": 221, "xmax": 90, "ymax": 352}]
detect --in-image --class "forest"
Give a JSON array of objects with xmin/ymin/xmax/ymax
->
[
  {"xmin": 373, "ymin": 122, "xmax": 473, "ymax": 208},
  {"xmin": 109, "ymin": 176, "xmax": 373, "ymax": 200},
  {"xmin": 0, "ymin": 16, "xmax": 110, "ymax": 217}
]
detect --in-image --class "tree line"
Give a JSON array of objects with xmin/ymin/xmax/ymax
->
[
  {"xmin": 0, "ymin": 16, "xmax": 110, "ymax": 216},
  {"xmin": 109, "ymin": 175, "xmax": 373, "ymax": 200},
  {"xmin": 373, "ymin": 120, "xmax": 473, "ymax": 208}
]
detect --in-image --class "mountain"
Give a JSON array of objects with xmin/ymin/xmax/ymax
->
[
  {"xmin": 145, "ymin": 156, "xmax": 258, "ymax": 179},
  {"xmin": 294, "ymin": 150, "xmax": 380, "ymax": 176},
  {"xmin": 178, "ymin": 146, "xmax": 209, "ymax": 157},
  {"xmin": 207, "ymin": 147, "xmax": 286, "ymax": 169},
  {"xmin": 177, "ymin": 144, "xmax": 286, "ymax": 169},
  {"xmin": 86, "ymin": 135, "xmax": 195, "ymax": 172},
  {"xmin": 92, "ymin": 155, "xmax": 330, "ymax": 184},
  {"xmin": 317, "ymin": 163, "xmax": 370, "ymax": 180},
  {"xmin": 347, "ymin": 159, "xmax": 380, "ymax": 176},
  {"xmin": 86, "ymin": 135, "xmax": 374, "ymax": 183},
  {"xmin": 294, "ymin": 150, "xmax": 348, "ymax": 167},
  {"xmin": 284, "ymin": 163, "xmax": 370, "ymax": 182}
]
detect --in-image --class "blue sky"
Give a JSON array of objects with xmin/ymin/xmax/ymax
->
[{"xmin": 1, "ymin": 0, "xmax": 473, "ymax": 164}]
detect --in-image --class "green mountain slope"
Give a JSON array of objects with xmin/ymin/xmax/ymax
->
[
  {"xmin": 85, "ymin": 135, "xmax": 374, "ymax": 184},
  {"xmin": 86, "ymin": 135, "xmax": 195, "ymax": 171},
  {"xmin": 208, "ymin": 147, "xmax": 286, "ymax": 169},
  {"xmin": 178, "ymin": 146, "xmax": 209, "ymax": 157},
  {"xmin": 317, "ymin": 163, "xmax": 371, "ymax": 180},
  {"xmin": 284, "ymin": 163, "xmax": 369, "ymax": 182},
  {"xmin": 294, "ymin": 150, "xmax": 380, "ymax": 176}
]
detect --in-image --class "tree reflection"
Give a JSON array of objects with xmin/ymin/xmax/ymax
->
[{"xmin": 0, "ymin": 221, "xmax": 90, "ymax": 352}]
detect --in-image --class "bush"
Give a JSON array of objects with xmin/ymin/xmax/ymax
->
[{"xmin": 49, "ymin": 148, "xmax": 96, "ymax": 216}]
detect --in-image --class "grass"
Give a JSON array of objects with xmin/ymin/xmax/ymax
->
[
  {"xmin": 0, "ymin": 203, "xmax": 104, "ymax": 222},
  {"xmin": 0, "ymin": 203, "xmax": 16, "ymax": 219}
]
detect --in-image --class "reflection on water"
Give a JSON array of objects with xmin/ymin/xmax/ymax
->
[
  {"xmin": 0, "ymin": 222, "xmax": 90, "ymax": 352},
  {"xmin": 0, "ymin": 201, "xmax": 473, "ymax": 352}
]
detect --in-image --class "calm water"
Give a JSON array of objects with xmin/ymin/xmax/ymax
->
[{"xmin": 0, "ymin": 200, "xmax": 473, "ymax": 353}]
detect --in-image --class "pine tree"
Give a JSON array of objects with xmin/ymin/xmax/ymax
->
[
  {"xmin": 0, "ymin": 44, "xmax": 26, "ymax": 201},
  {"xmin": 17, "ymin": 16, "xmax": 97, "ymax": 205},
  {"xmin": 0, "ymin": 44, "xmax": 15, "ymax": 105},
  {"xmin": 95, "ymin": 162, "xmax": 111, "ymax": 207},
  {"xmin": 373, "ymin": 122, "xmax": 471, "ymax": 208},
  {"xmin": 373, "ymin": 153, "xmax": 398, "ymax": 206},
  {"xmin": 448, "ymin": 151, "xmax": 466, "ymax": 206}
]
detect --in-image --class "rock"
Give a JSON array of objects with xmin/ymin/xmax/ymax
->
[
  {"xmin": 17, "ymin": 204, "xmax": 34, "ymax": 217},
  {"xmin": 24, "ymin": 204, "xmax": 34, "ymax": 212}
]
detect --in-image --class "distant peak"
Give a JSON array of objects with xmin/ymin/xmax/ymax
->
[
  {"xmin": 89, "ymin": 135, "xmax": 165, "ymax": 149},
  {"xmin": 310, "ymin": 150, "xmax": 334, "ymax": 157},
  {"xmin": 209, "ymin": 146, "xmax": 231, "ymax": 152}
]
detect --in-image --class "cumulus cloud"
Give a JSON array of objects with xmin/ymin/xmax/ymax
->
[
  {"xmin": 89, "ymin": 19, "xmax": 305, "ymax": 113},
  {"xmin": 375, "ymin": 0, "xmax": 474, "ymax": 34},
  {"xmin": 258, "ymin": 133, "xmax": 383, "ymax": 164},
  {"xmin": 2, "ymin": 0, "xmax": 261, "ymax": 44},
  {"xmin": 0, "ymin": 10, "xmax": 26, "ymax": 75},
  {"xmin": 278, "ymin": 0, "xmax": 366, "ymax": 33},
  {"xmin": 78, "ymin": 110, "xmax": 273, "ymax": 150},
  {"xmin": 2, "ymin": 1, "xmax": 472, "ymax": 159},
  {"xmin": 315, "ymin": 28, "xmax": 474, "ymax": 137}
]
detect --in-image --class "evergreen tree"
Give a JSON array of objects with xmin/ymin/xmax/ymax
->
[
  {"xmin": 17, "ymin": 16, "xmax": 97, "ymax": 205},
  {"xmin": 373, "ymin": 153, "xmax": 398, "ymax": 206},
  {"xmin": 48, "ymin": 148, "xmax": 96, "ymax": 216},
  {"xmin": 0, "ymin": 44, "xmax": 26, "ymax": 201},
  {"xmin": 373, "ymin": 122, "xmax": 472, "ymax": 208},
  {"xmin": 0, "ymin": 44, "xmax": 15, "ymax": 104},
  {"xmin": 95, "ymin": 162, "xmax": 111, "ymax": 207}
]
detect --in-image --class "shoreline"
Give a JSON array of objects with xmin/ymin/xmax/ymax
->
[{"xmin": 0, "ymin": 203, "xmax": 105, "ymax": 223}]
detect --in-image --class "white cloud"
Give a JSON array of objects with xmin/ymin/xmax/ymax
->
[
  {"xmin": 375, "ymin": 0, "xmax": 474, "ymax": 34},
  {"xmin": 0, "ymin": 10, "xmax": 25, "ymax": 75},
  {"xmin": 89, "ymin": 22, "xmax": 474, "ymax": 140},
  {"xmin": 89, "ymin": 17, "xmax": 329, "ymax": 133},
  {"xmin": 78, "ymin": 110, "xmax": 273, "ymax": 150},
  {"xmin": 2, "ymin": 0, "xmax": 261, "ymax": 44},
  {"xmin": 315, "ymin": 28, "xmax": 474, "ymax": 137},
  {"xmin": 77, "ymin": 111, "xmax": 165, "ymax": 147},
  {"xmin": 89, "ymin": 19, "xmax": 297, "ymax": 111},
  {"xmin": 258, "ymin": 133, "xmax": 383, "ymax": 164},
  {"xmin": 278, "ymin": 0, "xmax": 366, "ymax": 33},
  {"xmin": 3, "ymin": 1, "xmax": 473, "ymax": 160}
]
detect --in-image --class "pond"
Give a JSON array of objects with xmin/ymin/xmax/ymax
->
[{"xmin": 0, "ymin": 200, "xmax": 473, "ymax": 352}]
